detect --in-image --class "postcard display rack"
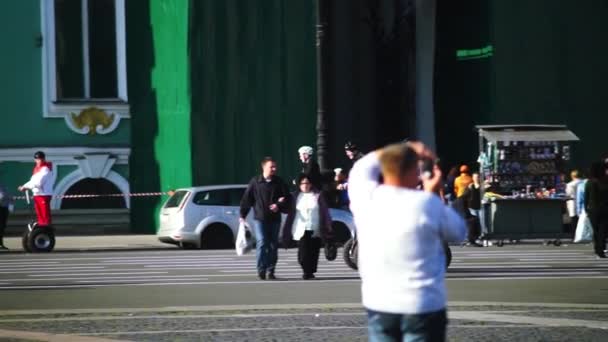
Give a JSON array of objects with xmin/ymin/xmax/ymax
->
[{"xmin": 476, "ymin": 125, "xmax": 580, "ymax": 246}]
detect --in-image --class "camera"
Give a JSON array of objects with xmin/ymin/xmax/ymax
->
[{"xmin": 420, "ymin": 158, "xmax": 438, "ymax": 179}]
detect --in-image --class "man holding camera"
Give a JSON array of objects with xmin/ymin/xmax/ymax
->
[{"xmin": 349, "ymin": 141, "xmax": 466, "ymax": 342}]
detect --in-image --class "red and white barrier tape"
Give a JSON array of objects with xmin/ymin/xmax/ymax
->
[{"xmin": 12, "ymin": 192, "xmax": 168, "ymax": 201}]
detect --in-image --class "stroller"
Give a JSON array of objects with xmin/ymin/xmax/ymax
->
[{"xmin": 21, "ymin": 190, "xmax": 55, "ymax": 253}]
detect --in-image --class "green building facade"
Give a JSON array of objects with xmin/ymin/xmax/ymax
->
[{"xmin": 0, "ymin": 0, "xmax": 317, "ymax": 233}]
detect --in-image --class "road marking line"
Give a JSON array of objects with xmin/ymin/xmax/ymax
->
[
  {"xmin": 0, "ymin": 328, "xmax": 129, "ymax": 342},
  {"xmin": 448, "ymin": 271, "xmax": 603, "ymax": 276},
  {"xmin": 0, "ymin": 267, "xmax": 106, "ymax": 274},
  {"xmin": 75, "ymin": 278, "xmax": 210, "ymax": 283},
  {"xmin": 519, "ymin": 258, "xmax": 600, "ymax": 261},
  {"xmin": 447, "ymin": 265, "xmax": 549, "ymax": 268},
  {"xmin": 0, "ymin": 264, "xmax": 110, "ymax": 270},
  {"xmin": 449, "ymin": 276, "xmax": 608, "ymax": 280},
  {"xmin": 451, "ymin": 261, "xmax": 608, "ymax": 265},
  {"xmin": 29, "ymin": 272, "xmax": 168, "ymax": 277},
  {"xmin": 0, "ymin": 279, "xmax": 361, "ymax": 289},
  {"xmin": 0, "ymin": 261, "xmax": 60, "ymax": 266}
]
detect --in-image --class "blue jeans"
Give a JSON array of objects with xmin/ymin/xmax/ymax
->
[
  {"xmin": 367, "ymin": 309, "xmax": 447, "ymax": 342},
  {"xmin": 252, "ymin": 220, "xmax": 280, "ymax": 273}
]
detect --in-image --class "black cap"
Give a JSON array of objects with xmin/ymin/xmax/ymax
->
[
  {"xmin": 344, "ymin": 141, "xmax": 358, "ymax": 151},
  {"xmin": 34, "ymin": 151, "xmax": 46, "ymax": 160}
]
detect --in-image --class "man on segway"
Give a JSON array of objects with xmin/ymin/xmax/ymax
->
[{"xmin": 18, "ymin": 151, "xmax": 56, "ymax": 252}]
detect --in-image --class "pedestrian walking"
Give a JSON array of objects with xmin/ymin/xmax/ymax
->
[
  {"xmin": 344, "ymin": 141, "xmax": 364, "ymax": 165},
  {"xmin": 333, "ymin": 168, "xmax": 350, "ymax": 209},
  {"xmin": 297, "ymin": 145, "xmax": 322, "ymax": 190},
  {"xmin": 566, "ymin": 169, "xmax": 583, "ymax": 233},
  {"xmin": 240, "ymin": 157, "xmax": 291, "ymax": 280},
  {"xmin": 0, "ymin": 183, "xmax": 12, "ymax": 250},
  {"xmin": 349, "ymin": 141, "xmax": 466, "ymax": 342},
  {"xmin": 281, "ymin": 174, "xmax": 333, "ymax": 280},
  {"xmin": 443, "ymin": 166, "xmax": 458, "ymax": 205},
  {"xmin": 18, "ymin": 151, "xmax": 54, "ymax": 227},
  {"xmin": 453, "ymin": 164, "xmax": 473, "ymax": 198},
  {"xmin": 584, "ymin": 161, "xmax": 608, "ymax": 258},
  {"xmin": 461, "ymin": 172, "xmax": 483, "ymax": 247}
]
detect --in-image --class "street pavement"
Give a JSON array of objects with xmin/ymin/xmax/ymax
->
[{"xmin": 0, "ymin": 242, "xmax": 607, "ymax": 341}]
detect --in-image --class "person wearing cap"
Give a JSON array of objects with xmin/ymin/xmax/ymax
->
[
  {"xmin": 344, "ymin": 141, "xmax": 364, "ymax": 164},
  {"xmin": 18, "ymin": 151, "xmax": 54, "ymax": 227},
  {"xmin": 298, "ymin": 145, "xmax": 322, "ymax": 190},
  {"xmin": 454, "ymin": 164, "xmax": 473, "ymax": 198}
]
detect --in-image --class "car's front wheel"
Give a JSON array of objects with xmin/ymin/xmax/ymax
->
[
  {"xmin": 179, "ymin": 242, "xmax": 197, "ymax": 250},
  {"xmin": 200, "ymin": 223, "xmax": 234, "ymax": 249}
]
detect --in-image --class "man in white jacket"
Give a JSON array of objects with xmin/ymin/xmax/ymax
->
[
  {"xmin": 349, "ymin": 141, "xmax": 466, "ymax": 342},
  {"xmin": 18, "ymin": 151, "xmax": 54, "ymax": 227}
]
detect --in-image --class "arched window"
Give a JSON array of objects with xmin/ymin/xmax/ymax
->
[{"xmin": 61, "ymin": 178, "xmax": 126, "ymax": 209}]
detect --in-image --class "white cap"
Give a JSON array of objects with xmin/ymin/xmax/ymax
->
[
  {"xmin": 333, "ymin": 168, "xmax": 343, "ymax": 174},
  {"xmin": 298, "ymin": 146, "xmax": 314, "ymax": 155}
]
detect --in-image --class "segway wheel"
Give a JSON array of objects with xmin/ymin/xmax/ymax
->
[
  {"xmin": 27, "ymin": 227, "xmax": 56, "ymax": 253},
  {"xmin": 22, "ymin": 230, "xmax": 32, "ymax": 253},
  {"xmin": 343, "ymin": 237, "xmax": 358, "ymax": 270}
]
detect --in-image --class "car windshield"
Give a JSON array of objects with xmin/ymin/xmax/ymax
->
[{"xmin": 164, "ymin": 190, "xmax": 189, "ymax": 208}]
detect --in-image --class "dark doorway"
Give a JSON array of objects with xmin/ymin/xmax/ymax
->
[{"xmin": 61, "ymin": 178, "xmax": 126, "ymax": 209}]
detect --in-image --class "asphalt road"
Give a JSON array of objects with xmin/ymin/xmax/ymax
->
[{"xmin": 0, "ymin": 244, "xmax": 607, "ymax": 341}]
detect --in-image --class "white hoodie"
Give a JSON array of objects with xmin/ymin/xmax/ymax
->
[
  {"xmin": 349, "ymin": 153, "xmax": 466, "ymax": 314},
  {"xmin": 22, "ymin": 163, "xmax": 54, "ymax": 196}
]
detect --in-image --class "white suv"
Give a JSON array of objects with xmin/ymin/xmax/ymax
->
[{"xmin": 157, "ymin": 184, "xmax": 355, "ymax": 249}]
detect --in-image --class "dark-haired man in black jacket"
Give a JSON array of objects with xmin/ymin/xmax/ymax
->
[{"xmin": 240, "ymin": 157, "xmax": 291, "ymax": 280}]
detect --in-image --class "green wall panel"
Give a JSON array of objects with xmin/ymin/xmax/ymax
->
[
  {"xmin": 189, "ymin": 0, "xmax": 316, "ymax": 186},
  {"xmin": 490, "ymin": 0, "xmax": 608, "ymax": 170},
  {"xmin": 55, "ymin": 165, "xmax": 78, "ymax": 185},
  {"xmin": 128, "ymin": 0, "xmax": 192, "ymax": 233},
  {"xmin": 435, "ymin": 0, "xmax": 608, "ymax": 172}
]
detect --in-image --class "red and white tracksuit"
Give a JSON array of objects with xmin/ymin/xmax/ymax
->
[{"xmin": 22, "ymin": 162, "xmax": 54, "ymax": 226}]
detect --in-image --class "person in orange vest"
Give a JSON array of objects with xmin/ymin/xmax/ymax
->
[{"xmin": 454, "ymin": 165, "xmax": 473, "ymax": 198}]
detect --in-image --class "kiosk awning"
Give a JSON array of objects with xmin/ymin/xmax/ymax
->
[{"xmin": 476, "ymin": 125, "xmax": 580, "ymax": 142}]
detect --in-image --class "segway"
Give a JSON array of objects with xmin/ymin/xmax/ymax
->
[{"xmin": 21, "ymin": 191, "xmax": 55, "ymax": 253}]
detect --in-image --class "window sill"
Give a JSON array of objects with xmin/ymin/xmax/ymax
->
[{"xmin": 45, "ymin": 100, "xmax": 130, "ymax": 119}]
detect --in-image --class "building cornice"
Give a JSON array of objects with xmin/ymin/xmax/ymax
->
[{"xmin": 0, "ymin": 147, "xmax": 130, "ymax": 164}]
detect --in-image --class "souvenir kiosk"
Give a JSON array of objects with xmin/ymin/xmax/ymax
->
[{"xmin": 476, "ymin": 125, "xmax": 580, "ymax": 246}]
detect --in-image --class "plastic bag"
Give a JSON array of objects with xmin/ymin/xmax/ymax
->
[
  {"xmin": 235, "ymin": 222, "xmax": 254, "ymax": 256},
  {"xmin": 324, "ymin": 241, "xmax": 337, "ymax": 261},
  {"xmin": 574, "ymin": 211, "xmax": 593, "ymax": 243}
]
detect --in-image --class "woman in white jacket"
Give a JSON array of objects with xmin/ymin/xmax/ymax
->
[
  {"xmin": 282, "ymin": 174, "xmax": 333, "ymax": 280},
  {"xmin": 18, "ymin": 151, "xmax": 54, "ymax": 227}
]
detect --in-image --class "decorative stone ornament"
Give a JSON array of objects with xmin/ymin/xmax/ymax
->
[{"xmin": 66, "ymin": 107, "xmax": 121, "ymax": 135}]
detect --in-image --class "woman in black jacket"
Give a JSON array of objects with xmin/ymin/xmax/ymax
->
[{"xmin": 282, "ymin": 174, "xmax": 333, "ymax": 279}]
